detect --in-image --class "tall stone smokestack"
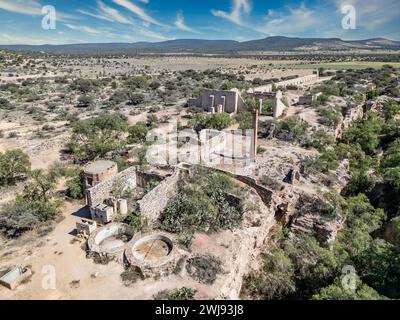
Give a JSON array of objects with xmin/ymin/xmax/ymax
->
[{"xmin": 251, "ymin": 109, "xmax": 259, "ymax": 160}]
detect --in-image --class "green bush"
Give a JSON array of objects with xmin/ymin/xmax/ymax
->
[
  {"xmin": 0, "ymin": 149, "xmax": 31, "ymax": 185},
  {"xmin": 127, "ymin": 122, "xmax": 150, "ymax": 144},
  {"xmin": 68, "ymin": 113, "xmax": 128, "ymax": 162}
]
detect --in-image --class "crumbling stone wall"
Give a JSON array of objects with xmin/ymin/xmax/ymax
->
[
  {"xmin": 86, "ymin": 167, "xmax": 137, "ymax": 207},
  {"xmin": 138, "ymin": 169, "xmax": 181, "ymax": 222},
  {"xmin": 136, "ymin": 170, "xmax": 164, "ymax": 189},
  {"xmin": 189, "ymin": 88, "xmax": 246, "ymax": 114},
  {"xmin": 335, "ymin": 103, "xmax": 364, "ymax": 139}
]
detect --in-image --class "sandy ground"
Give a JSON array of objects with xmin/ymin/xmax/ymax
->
[{"xmin": 0, "ymin": 200, "xmax": 217, "ymax": 300}]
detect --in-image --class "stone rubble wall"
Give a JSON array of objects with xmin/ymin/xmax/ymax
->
[
  {"xmin": 335, "ymin": 103, "xmax": 364, "ymax": 139},
  {"xmin": 138, "ymin": 169, "xmax": 181, "ymax": 222},
  {"xmin": 86, "ymin": 167, "xmax": 137, "ymax": 207}
]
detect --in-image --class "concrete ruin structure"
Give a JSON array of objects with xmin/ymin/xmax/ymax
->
[
  {"xmin": 188, "ymin": 88, "xmax": 246, "ymax": 114},
  {"xmin": 88, "ymin": 223, "xmax": 135, "ymax": 262},
  {"xmin": 0, "ymin": 266, "xmax": 32, "ymax": 290},
  {"xmin": 248, "ymin": 71, "xmax": 319, "ymax": 95},
  {"xmin": 85, "ymin": 163, "xmax": 178, "ymax": 224},
  {"xmin": 298, "ymin": 92, "xmax": 322, "ymax": 105},
  {"xmin": 76, "ymin": 219, "xmax": 97, "ymax": 237},
  {"xmin": 83, "ymin": 160, "xmax": 118, "ymax": 189},
  {"xmin": 272, "ymin": 90, "xmax": 286, "ymax": 118},
  {"xmin": 125, "ymin": 232, "xmax": 182, "ymax": 278}
]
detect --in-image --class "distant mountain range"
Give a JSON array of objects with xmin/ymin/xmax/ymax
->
[{"xmin": 1, "ymin": 36, "xmax": 399, "ymax": 55}]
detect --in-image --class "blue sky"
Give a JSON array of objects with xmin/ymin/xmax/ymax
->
[{"xmin": 0, "ymin": 0, "xmax": 399, "ymax": 44}]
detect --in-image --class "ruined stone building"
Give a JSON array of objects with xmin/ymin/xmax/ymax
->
[
  {"xmin": 83, "ymin": 160, "xmax": 118, "ymax": 189},
  {"xmin": 188, "ymin": 88, "xmax": 246, "ymax": 114},
  {"xmin": 247, "ymin": 71, "xmax": 319, "ymax": 94},
  {"xmin": 272, "ymin": 90, "xmax": 286, "ymax": 118}
]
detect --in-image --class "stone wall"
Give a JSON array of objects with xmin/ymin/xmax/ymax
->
[
  {"xmin": 189, "ymin": 88, "xmax": 246, "ymax": 114},
  {"xmin": 86, "ymin": 167, "xmax": 137, "ymax": 207},
  {"xmin": 136, "ymin": 171, "xmax": 164, "ymax": 189},
  {"xmin": 335, "ymin": 103, "xmax": 364, "ymax": 139},
  {"xmin": 138, "ymin": 169, "xmax": 181, "ymax": 222}
]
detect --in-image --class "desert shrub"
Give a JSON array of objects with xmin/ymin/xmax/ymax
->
[
  {"xmin": 125, "ymin": 211, "xmax": 148, "ymax": 233},
  {"xmin": 312, "ymin": 276, "xmax": 385, "ymax": 300},
  {"xmin": 318, "ymin": 107, "xmax": 342, "ymax": 127},
  {"xmin": 68, "ymin": 113, "xmax": 128, "ymax": 162},
  {"xmin": 310, "ymin": 129, "xmax": 335, "ymax": 152},
  {"xmin": 0, "ymin": 149, "xmax": 31, "ymax": 185},
  {"xmin": 65, "ymin": 167, "xmax": 85, "ymax": 200},
  {"xmin": 70, "ymin": 78, "xmax": 99, "ymax": 93},
  {"xmin": 343, "ymin": 112, "xmax": 384, "ymax": 155},
  {"xmin": 153, "ymin": 287, "xmax": 196, "ymax": 301},
  {"xmin": 276, "ymin": 116, "xmax": 309, "ymax": 141},
  {"xmin": 127, "ymin": 122, "xmax": 150, "ymax": 144},
  {"xmin": 382, "ymin": 102, "xmax": 400, "ymax": 120},
  {"xmin": 128, "ymin": 93, "xmax": 145, "ymax": 106},
  {"xmin": 109, "ymin": 90, "xmax": 129, "ymax": 105},
  {"xmin": 160, "ymin": 172, "xmax": 244, "ymax": 234},
  {"xmin": 234, "ymin": 112, "xmax": 253, "ymax": 130},
  {"xmin": 0, "ymin": 170, "xmax": 63, "ymax": 238},
  {"xmin": 0, "ymin": 98, "xmax": 11, "ymax": 109},
  {"xmin": 186, "ymin": 254, "xmax": 223, "ymax": 284},
  {"xmin": 120, "ymin": 267, "xmax": 145, "ymax": 286},
  {"xmin": 241, "ymin": 246, "xmax": 296, "ymax": 300},
  {"xmin": 125, "ymin": 75, "xmax": 148, "ymax": 89},
  {"xmin": 189, "ymin": 113, "xmax": 232, "ymax": 133},
  {"xmin": 77, "ymin": 95, "xmax": 93, "ymax": 108},
  {"xmin": 154, "ymin": 287, "xmax": 196, "ymax": 300}
]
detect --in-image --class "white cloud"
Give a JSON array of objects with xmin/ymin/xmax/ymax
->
[
  {"xmin": 174, "ymin": 11, "xmax": 200, "ymax": 33},
  {"xmin": 64, "ymin": 24, "xmax": 102, "ymax": 35},
  {"xmin": 211, "ymin": 0, "xmax": 252, "ymax": 27},
  {"xmin": 112, "ymin": 0, "xmax": 164, "ymax": 27},
  {"xmin": 257, "ymin": 3, "xmax": 321, "ymax": 36},
  {"xmin": 78, "ymin": 0, "xmax": 133, "ymax": 25},
  {"xmin": 97, "ymin": 0, "xmax": 133, "ymax": 24},
  {"xmin": 0, "ymin": 0, "xmax": 76, "ymax": 21}
]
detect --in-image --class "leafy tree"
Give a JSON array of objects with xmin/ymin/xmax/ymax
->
[
  {"xmin": 127, "ymin": 122, "xmax": 150, "ymax": 144},
  {"xmin": 318, "ymin": 107, "xmax": 342, "ymax": 127},
  {"xmin": 312, "ymin": 276, "xmax": 385, "ymax": 300},
  {"xmin": 381, "ymin": 139, "xmax": 400, "ymax": 168},
  {"xmin": 384, "ymin": 167, "xmax": 400, "ymax": 192},
  {"xmin": 343, "ymin": 112, "xmax": 384, "ymax": 155},
  {"xmin": 125, "ymin": 75, "xmax": 148, "ymax": 89},
  {"xmin": 160, "ymin": 172, "xmax": 243, "ymax": 234},
  {"xmin": 0, "ymin": 169, "xmax": 64, "ymax": 238},
  {"xmin": 241, "ymin": 246, "xmax": 296, "ymax": 300},
  {"xmin": 245, "ymin": 98, "xmax": 257, "ymax": 111},
  {"xmin": 383, "ymin": 102, "xmax": 400, "ymax": 120},
  {"xmin": 65, "ymin": 166, "xmax": 84, "ymax": 200},
  {"xmin": 355, "ymin": 238, "xmax": 400, "ymax": 298},
  {"xmin": 310, "ymin": 129, "xmax": 334, "ymax": 152},
  {"xmin": 346, "ymin": 172, "xmax": 375, "ymax": 195},
  {"xmin": 234, "ymin": 112, "xmax": 253, "ymax": 130},
  {"xmin": 206, "ymin": 113, "xmax": 233, "ymax": 130},
  {"xmin": 189, "ymin": 113, "xmax": 232, "ymax": 133},
  {"xmin": 0, "ymin": 149, "xmax": 31, "ymax": 185},
  {"xmin": 276, "ymin": 116, "xmax": 309, "ymax": 141},
  {"xmin": 68, "ymin": 113, "xmax": 128, "ymax": 162}
]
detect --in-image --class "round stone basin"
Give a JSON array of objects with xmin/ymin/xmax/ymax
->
[{"xmin": 132, "ymin": 235, "xmax": 173, "ymax": 263}]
